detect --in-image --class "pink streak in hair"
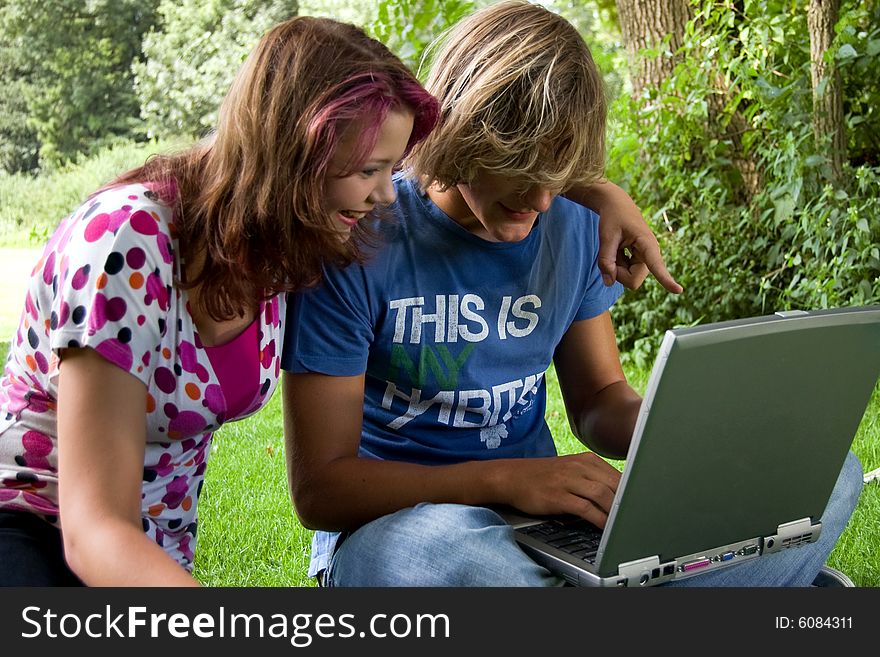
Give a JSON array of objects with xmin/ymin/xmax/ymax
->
[{"xmin": 309, "ymin": 72, "xmax": 439, "ymax": 175}]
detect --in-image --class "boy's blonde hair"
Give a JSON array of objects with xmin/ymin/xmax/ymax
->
[{"xmin": 405, "ymin": 0, "xmax": 606, "ymax": 191}]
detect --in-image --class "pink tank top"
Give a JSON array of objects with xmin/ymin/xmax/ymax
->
[{"xmin": 204, "ymin": 319, "xmax": 260, "ymax": 420}]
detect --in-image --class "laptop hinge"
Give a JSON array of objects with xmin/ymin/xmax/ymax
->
[{"xmin": 762, "ymin": 518, "xmax": 822, "ymax": 554}]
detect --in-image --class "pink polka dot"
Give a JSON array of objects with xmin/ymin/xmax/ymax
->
[
  {"xmin": 105, "ymin": 296, "xmax": 127, "ymax": 322},
  {"xmin": 84, "ymin": 213, "xmax": 111, "ymax": 242},
  {"xmin": 108, "ymin": 208, "xmax": 131, "ymax": 233},
  {"xmin": 155, "ymin": 367, "xmax": 176, "ymax": 394},
  {"xmin": 130, "ymin": 210, "xmax": 159, "ymax": 236},
  {"xmin": 126, "ymin": 247, "xmax": 147, "ymax": 269},
  {"xmin": 178, "ymin": 342, "xmax": 198, "ymax": 373},
  {"xmin": 22, "ymin": 430, "xmax": 52, "ymax": 457},
  {"xmin": 42, "ymin": 251, "xmax": 56, "ymax": 285},
  {"xmin": 204, "ymin": 385, "xmax": 224, "ymax": 414},
  {"xmin": 195, "ymin": 364, "xmax": 210, "ymax": 383},
  {"xmin": 156, "ymin": 233, "xmax": 173, "ymax": 264},
  {"xmin": 71, "ymin": 264, "xmax": 91, "ymax": 290},
  {"xmin": 168, "ymin": 411, "xmax": 207, "ymax": 437},
  {"xmin": 261, "ymin": 340, "xmax": 276, "ymax": 369},
  {"xmin": 95, "ymin": 338, "xmax": 133, "ymax": 371}
]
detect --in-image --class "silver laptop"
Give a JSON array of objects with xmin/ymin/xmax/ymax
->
[{"xmin": 500, "ymin": 305, "xmax": 880, "ymax": 587}]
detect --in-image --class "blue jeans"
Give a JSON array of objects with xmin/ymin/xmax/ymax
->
[{"xmin": 323, "ymin": 451, "xmax": 864, "ymax": 587}]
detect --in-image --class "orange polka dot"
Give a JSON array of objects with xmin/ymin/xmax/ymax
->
[
  {"xmin": 185, "ymin": 383, "xmax": 200, "ymax": 400},
  {"xmin": 181, "ymin": 497, "xmax": 193, "ymax": 512},
  {"xmin": 146, "ymin": 393, "xmax": 156, "ymax": 413},
  {"xmin": 96, "ymin": 272, "xmax": 108, "ymax": 289},
  {"xmin": 25, "ymin": 355, "xmax": 37, "ymax": 371},
  {"xmin": 162, "ymin": 348, "xmax": 171, "ymax": 359},
  {"xmin": 129, "ymin": 272, "xmax": 144, "ymax": 289},
  {"xmin": 148, "ymin": 503, "xmax": 165, "ymax": 517}
]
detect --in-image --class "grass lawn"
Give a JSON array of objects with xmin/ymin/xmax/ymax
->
[
  {"xmin": 195, "ymin": 362, "xmax": 880, "ymax": 588},
  {"xmin": 0, "ymin": 246, "xmax": 876, "ymax": 587}
]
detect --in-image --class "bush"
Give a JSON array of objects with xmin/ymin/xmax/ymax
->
[
  {"xmin": 607, "ymin": 0, "xmax": 880, "ymax": 363},
  {"xmin": 0, "ymin": 138, "xmax": 191, "ymax": 247}
]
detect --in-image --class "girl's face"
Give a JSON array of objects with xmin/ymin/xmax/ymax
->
[
  {"xmin": 323, "ymin": 108, "xmax": 415, "ymax": 238},
  {"xmin": 430, "ymin": 170, "xmax": 560, "ymax": 243}
]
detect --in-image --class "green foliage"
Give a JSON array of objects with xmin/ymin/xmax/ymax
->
[
  {"xmin": 299, "ymin": 0, "xmax": 373, "ymax": 25},
  {"xmin": 546, "ymin": 0, "xmax": 628, "ymax": 101},
  {"xmin": 368, "ymin": 0, "xmax": 476, "ymax": 77},
  {"xmin": 0, "ymin": 28, "xmax": 39, "ymax": 174},
  {"xmin": 0, "ymin": 138, "xmax": 189, "ymax": 247},
  {"xmin": 607, "ymin": 0, "xmax": 880, "ymax": 363},
  {"xmin": 836, "ymin": 0, "xmax": 880, "ymax": 167},
  {"xmin": 134, "ymin": 0, "xmax": 299, "ymax": 140},
  {"xmin": 0, "ymin": 0, "xmax": 160, "ymax": 170}
]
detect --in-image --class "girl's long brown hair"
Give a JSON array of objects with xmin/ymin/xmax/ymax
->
[{"xmin": 114, "ymin": 17, "xmax": 438, "ymax": 320}]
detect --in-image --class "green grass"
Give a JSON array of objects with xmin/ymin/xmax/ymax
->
[
  {"xmin": 193, "ymin": 393, "xmax": 315, "ymax": 586},
  {"xmin": 194, "ymin": 364, "xmax": 880, "ymax": 587}
]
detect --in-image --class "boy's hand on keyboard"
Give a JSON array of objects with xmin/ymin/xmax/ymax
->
[{"xmin": 495, "ymin": 452, "xmax": 621, "ymax": 529}]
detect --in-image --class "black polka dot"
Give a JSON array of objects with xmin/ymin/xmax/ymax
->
[
  {"xmin": 104, "ymin": 251, "xmax": 125, "ymax": 275},
  {"xmin": 27, "ymin": 327, "xmax": 39, "ymax": 349},
  {"xmin": 72, "ymin": 306, "xmax": 86, "ymax": 324},
  {"xmin": 117, "ymin": 327, "xmax": 132, "ymax": 343}
]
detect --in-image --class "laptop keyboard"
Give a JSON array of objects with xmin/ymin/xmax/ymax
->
[{"xmin": 516, "ymin": 517, "xmax": 602, "ymax": 563}]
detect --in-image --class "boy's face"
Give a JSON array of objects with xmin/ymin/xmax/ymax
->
[{"xmin": 447, "ymin": 171, "xmax": 560, "ymax": 243}]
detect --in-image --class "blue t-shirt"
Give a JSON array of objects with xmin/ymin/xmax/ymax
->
[{"xmin": 282, "ymin": 175, "xmax": 623, "ymax": 574}]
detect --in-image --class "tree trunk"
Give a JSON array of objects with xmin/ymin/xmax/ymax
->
[
  {"xmin": 615, "ymin": 0, "xmax": 691, "ymax": 100},
  {"xmin": 615, "ymin": 0, "xmax": 761, "ymax": 203},
  {"xmin": 808, "ymin": 0, "xmax": 846, "ymax": 179}
]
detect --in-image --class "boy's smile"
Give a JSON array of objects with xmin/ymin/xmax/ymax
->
[{"xmin": 429, "ymin": 170, "xmax": 557, "ymax": 243}]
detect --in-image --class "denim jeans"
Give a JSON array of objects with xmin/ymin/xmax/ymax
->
[{"xmin": 323, "ymin": 450, "xmax": 865, "ymax": 587}]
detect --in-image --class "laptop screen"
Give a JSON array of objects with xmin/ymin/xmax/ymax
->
[{"xmin": 596, "ymin": 306, "xmax": 880, "ymax": 576}]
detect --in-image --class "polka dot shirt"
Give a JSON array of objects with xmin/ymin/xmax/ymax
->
[{"xmin": 0, "ymin": 183, "xmax": 285, "ymax": 569}]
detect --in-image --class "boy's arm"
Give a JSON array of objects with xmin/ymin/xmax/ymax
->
[
  {"xmin": 553, "ymin": 311, "xmax": 643, "ymax": 460},
  {"xmin": 282, "ymin": 370, "xmax": 623, "ymax": 530},
  {"xmin": 564, "ymin": 181, "xmax": 683, "ymax": 294}
]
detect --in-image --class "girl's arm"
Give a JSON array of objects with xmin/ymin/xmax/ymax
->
[{"xmin": 57, "ymin": 348, "xmax": 200, "ymax": 586}]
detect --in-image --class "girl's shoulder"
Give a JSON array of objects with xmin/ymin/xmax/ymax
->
[{"xmin": 76, "ymin": 182, "xmax": 177, "ymax": 231}]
